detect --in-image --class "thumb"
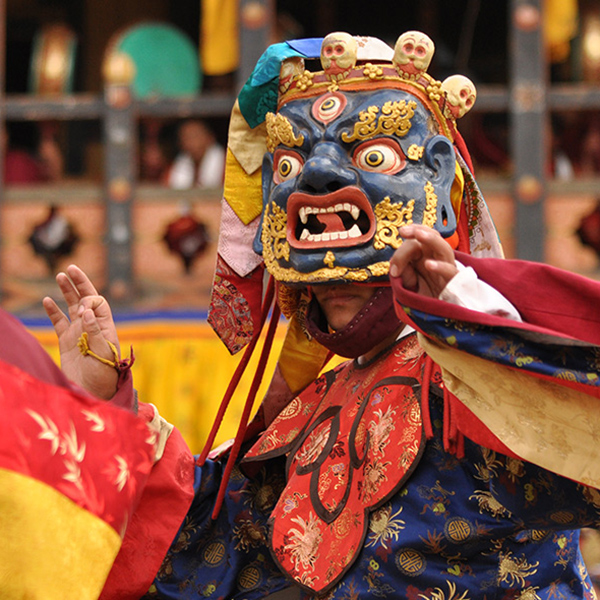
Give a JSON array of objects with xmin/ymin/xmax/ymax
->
[{"xmin": 82, "ymin": 308, "xmax": 118, "ymax": 361}]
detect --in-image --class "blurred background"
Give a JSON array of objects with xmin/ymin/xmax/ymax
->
[{"xmin": 2, "ymin": 0, "xmax": 600, "ymax": 464}]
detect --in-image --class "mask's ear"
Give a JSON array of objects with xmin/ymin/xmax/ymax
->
[
  {"xmin": 423, "ymin": 134, "xmax": 457, "ymax": 238},
  {"xmin": 253, "ymin": 152, "xmax": 274, "ymax": 255}
]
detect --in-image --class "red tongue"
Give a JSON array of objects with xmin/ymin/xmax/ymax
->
[{"xmin": 316, "ymin": 212, "xmax": 345, "ymax": 233}]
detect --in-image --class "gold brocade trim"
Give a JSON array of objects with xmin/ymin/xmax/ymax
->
[
  {"xmin": 265, "ymin": 112, "xmax": 305, "ymax": 153},
  {"xmin": 418, "ymin": 334, "xmax": 600, "ymax": 489},
  {"xmin": 262, "ymin": 202, "xmax": 290, "ymax": 261},
  {"xmin": 0, "ymin": 468, "xmax": 121, "ymax": 599},
  {"xmin": 277, "ymin": 285, "xmax": 301, "ymax": 319},
  {"xmin": 341, "ymin": 100, "xmax": 417, "ymax": 143},
  {"xmin": 422, "ymin": 181, "xmax": 438, "ymax": 228},
  {"xmin": 374, "ymin": 197, "xmax": 415, "ymax": 250}
]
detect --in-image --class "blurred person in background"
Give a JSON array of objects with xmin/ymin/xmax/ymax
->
[
  {"xmin": 164, "ymin": 118, "xmax": 225, "ymax": 190},
  {"xmin": 2, "ymin": 122, "xmax": 63, "ymax": 184}
]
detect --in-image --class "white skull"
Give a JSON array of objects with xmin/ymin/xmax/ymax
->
[
  {"xmin": 279, "ymin": 56, "xmax": 305, "ymax": 93},
  {"xmin": 393, "ymin": 31, "xmax": 435, "ymax": 76},
  {"xmin": 321, "ymin": 32, "xmax": 358, "ymax": 76},
  {"xmin": 442, "ymin": 75, "xmax": 477, "ymax": 118}
]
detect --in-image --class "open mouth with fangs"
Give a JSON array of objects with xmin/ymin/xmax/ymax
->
[{"xmin": 286, "ymin": 187, "xmax": 376, "ymax": 249}]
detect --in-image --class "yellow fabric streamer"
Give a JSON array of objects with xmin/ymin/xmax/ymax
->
[
  {"xmin": 201, "ymin": 0, "xmax": 239, "ymax": 75},
  {"xmin": 224, "ymin": 148, "xmax": 264, "ymax": 225},
  {"xmin": 419, "ymin": 334, "xmax": 600, "ymax": 488},
  {"xmin": 0, "ymin": 468, "xmax": 121, "ymax": 599},
  {"xmin": 450, "ymin": 160, "xmax": 464, "ymax": 221},
  {"xmin": 227, "ymin": 100, "xmax": 268, "ymax": 175},
  {"xmin": 277, "ymin": 315, "xmax": 331, "ymax": 395}
]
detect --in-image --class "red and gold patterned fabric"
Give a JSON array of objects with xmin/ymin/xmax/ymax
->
[
  {"xmin": 243, "ymin": 335, "xmax": 438, "ymax": 593},
  {"xmin": 0, "ymin": 357, "xmax": 156, "ymax": 600}
]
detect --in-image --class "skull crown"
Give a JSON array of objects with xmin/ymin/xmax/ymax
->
[{"xmin": 278, "ymin": 30, "xmax": 477, "ymax": 141}]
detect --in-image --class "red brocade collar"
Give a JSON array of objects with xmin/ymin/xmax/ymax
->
[{"xmin": 243, "ymin": 335, "xmax": 439, "ymax": 594}]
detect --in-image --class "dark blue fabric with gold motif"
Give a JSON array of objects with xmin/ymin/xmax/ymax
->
[{"xmin": 145, "ymin": 333, "xmax": 600, "ymax": 599}]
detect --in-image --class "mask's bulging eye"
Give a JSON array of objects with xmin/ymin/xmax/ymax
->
[
  {"xmin": 312, "ymin": 92, "xmax": 347, "ymax": 124},
  {"xmin": 273, "ymin": 150, "xmax": 304, "ymax": 184},
  {"xmin": 353, "ymin": 139, "xmax": 406, "ymax": 175}
]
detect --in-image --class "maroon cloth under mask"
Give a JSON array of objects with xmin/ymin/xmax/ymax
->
[{"xmin": 304, "ymin": 286, "xmax": 401, "ymax": 358}]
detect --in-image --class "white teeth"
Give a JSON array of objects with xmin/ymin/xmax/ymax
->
[
  {"xmin": 348, "ymin": 224, "xmax": 362, "ymax": 238},
  {"xmin": 297, "ymin": 203, "xmax": 364, "ymax": 242},
  {"xmin": 298, "ymin": 203, "xmax": 360, "ymax": 217}
]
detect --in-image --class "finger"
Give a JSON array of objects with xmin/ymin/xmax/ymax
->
[
  {"xmin": 422, "ymin": 259, "xmax": 460, "ymax": 296},
  {"xmin": 389, "ymin": 239, "xmax": 423, "ymax": 278},
  {"xmin": 424, "ymin": 258, "xmax": 459, "ymax": 281},
  {"xmin": 65, "ymin": 264, "xmax": 100, "ymax": 298},
  {"xmin": 78, "ymin": 295, "xmax": 115, "ymax": 333},
  {"xmin": 55, "ymin": 272, "xmax": 81, "ymax": 313},
  {"xmin": 78, "ymin": 295, "xmax": 110, "ymax": 315},
  {"xmin": 400, "ymin": 264, "xmax": 419, "ymax": 292},
  {"xmin": 42, "ymin": 296, "xmax": 71, "ymax": 337},
  {"xmin": 410, "ymin": 227, "xmax": 455, "ymax": 263},
  {"xmin": 82, "ymin": 308, "xmax": 120, "ymax": 359}
]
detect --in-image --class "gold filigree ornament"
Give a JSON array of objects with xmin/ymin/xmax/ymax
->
[
  {"xmin": 265, "ymin": 112, "xmax": 305, "ymax": 153},
  {"xmin": 324, "ymin": 251, "xmax": 336, "ymax": 268},
  {"xmin": 262, "ymin": 201, "xmax": 290, "ymax": 261},
  {"xmin": 363, "ymin": 63, "xmax": 384, "ymax": 80},
  {"xmin": 407, "ymin": 144, "xmax": 424, "ymax": 161},
  {"xmin": 341, "ymin": 100, "xmax": 417, "ymax": 143},
  {"xmin": 296, "ymin": 69, "xmax": 314, "ymax": 92},
  {"xmin": 374, "ymin": 197, "xmax": 415, "ymax": 250},
  {"xmin": 422, "ymin": 181, "xmax": 438, "ymax": 228}
]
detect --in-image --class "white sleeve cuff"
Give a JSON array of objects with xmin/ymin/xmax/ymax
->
[{"xmin": 439, "ymin": 262, "xmax": 522, "ymax": 322}]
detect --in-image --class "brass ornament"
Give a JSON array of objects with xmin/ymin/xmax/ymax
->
[
  {"xmin": 363, "ymin": 63, "xmax": 384, "ymax": 80},
  {"xmin": 296, "ymin": 70, "xmax": 315, "ymax": 92},
  {"xmin": 374, "ymin": 197, "xmax": 415, "ymax": 250},
  {"xmin": 341, "ymin": 100, "xmax": 417, "ymax": 143},
  {"xmin": 422, "ymin": 181, "xmax": 438, "ymax": 228},
  {"xmin": 262, "ymin": 250, "xmax": 391, "ymax": 284},
  {"xmin": 324, "ymin": 251, "xmax": 336, "ymax": 268},
  {"xmin": 266, "ymin": 113, "xmax": 305, "ymax": 153},
  {"xmin": 262, "ymin": 201, "xmax": 290, "ymax": 261},
  {"xmin": 407, "ymin": 144, "xmax": 424, "ymax": 161}
]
